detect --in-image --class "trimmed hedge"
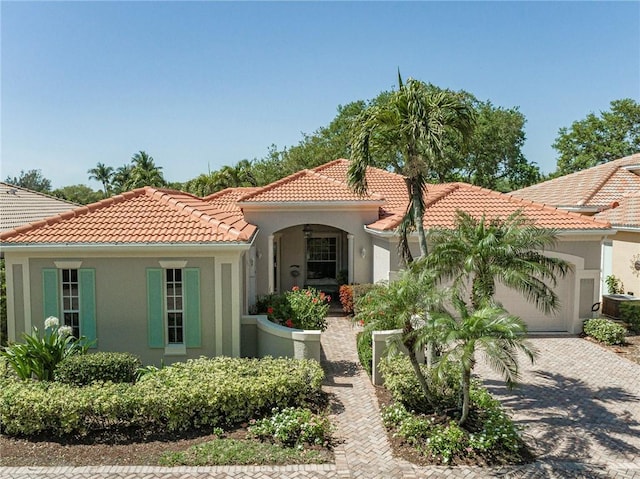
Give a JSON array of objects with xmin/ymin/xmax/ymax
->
[
  {"xmin": 0, "ymin": 357, "xmax": 324, "ymax": 438},
  {"xmin": 54, "ymin": 352, "xmax": 141, "ymax": 386},
  {"xmin": 356, "ymin": 331, "xmax": 373, "ymax": 375},
  {"xmin": 584, "ymin": 318, "xmax": 626, "ymax": 345}
]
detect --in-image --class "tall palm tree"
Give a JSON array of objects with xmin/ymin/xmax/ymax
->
[
  {"xmin": 429, "ymin": 299, "xmax": 536, "ymax": 426},
  {"xmin": 129, "ymin": 151, "xmax": 166, "ymax": 188},
  {"xmin": 348, "ymin": 74, "xmax": 475, "ymax": 262},
  {"xmin": 111, "ymin": 164, "xmax": 133, "ymax": 194},
  {"xmin": 424, "ymin": 210, "xmax": 571, "ymax": 312},
  {"xmin": 87, "ymin": 162, "xmax": 114, "ymax": 197}
]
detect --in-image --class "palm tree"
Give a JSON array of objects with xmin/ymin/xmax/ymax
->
[
  {"xmin": 354, "ymin": 268, "xmax": 444, "ymax": 408},
  {"xmin": 348, "ymin": 74, "xmax": 475, "ymax": 262},
  {"xmin": 424, "ymin": 210, "xmax": 571, "ymax": 313},
  {"xmin": 128, "ymin": 151, "xmax": 166, "ymax": 188},
  {"xmin": 430, "ymin": 299, "xmax": 536, "ymax": 426},
  {"xmin": 111, "ymin": 164, "xmax": 133, "ymax": 194},
  {"xmin": 87, "ymin": 162, "xmax": 114, "ymax": 197}
]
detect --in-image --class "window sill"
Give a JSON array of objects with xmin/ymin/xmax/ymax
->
[{"xmin": 164, "ymin": 344, "xmax": 187, "ymax": 356}]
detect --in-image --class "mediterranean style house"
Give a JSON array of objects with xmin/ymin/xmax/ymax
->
[
  {"xmin": 1, "ymin": 159, "xmax": 613, "ymax": 364},
  {"xmin": 512, "ymin": 153, "xmax": 640, "ymax": 297}
]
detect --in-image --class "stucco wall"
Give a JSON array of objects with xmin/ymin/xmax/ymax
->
[
  {"xmin": 245, "ymin": 207, "xmax": 378, "ymax": 297},
  {"xmin": 611, "ymin": 238, "xmax": 640, "ymax": 296}
]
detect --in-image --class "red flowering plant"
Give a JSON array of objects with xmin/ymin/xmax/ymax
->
[
  {"xmin": 285, "ymin": 287, "xmax": 330, "ymax": 331},
  {"xmin": 256, "ymin": 288, "xmax": 330, "ymax": 331}
]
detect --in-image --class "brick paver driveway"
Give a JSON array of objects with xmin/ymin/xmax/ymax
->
[{"xmin": 1, "ymin": 317, "xmax": 639, "ymax": 479}]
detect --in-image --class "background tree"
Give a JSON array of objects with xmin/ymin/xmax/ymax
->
[
  {"xmin": 442, "ymin": 98, "xmax": 540, "ymax": 191},
  {"xmin": 4, "ymin": 169, "xmax": 52, "ymax": 193},
  {"xmin": 87, "ymin": 162, "xmax": 114, "ymax": 197},
  {"xmin": 0, "ymin": 259, "xmax": 6, "ymax": 346},
  {"xmin": 52, "ymin": 185, "xmax": 102, "ymax": 205},
  {"xmin": 553, "ymin": 98, "xmax": 640, "ymax": 175},
  {"xmin": 349, "ymin": 75, "xmax": 475, "ymax": 260},
  {"xmin": 424, "ymin": 210, "xmax": 570, "ymax": 312},
  {"xmin": 127, "ymin": 151, "xmax": 166, "ymax": 189},
  {"xmin": 111, "ymin": 164, "xmax": 133, "ymax": 194}
]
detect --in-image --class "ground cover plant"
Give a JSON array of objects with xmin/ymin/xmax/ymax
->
[
  {"xmin": 256, "ymin": 286, "xmax": 330, "ymax": 331},
  {"xmin": 583, "ymin": 318, "xmax": 627, "ymax": 345}
]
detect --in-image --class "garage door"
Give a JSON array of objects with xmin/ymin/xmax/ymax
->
[{"xmin": 493, "ymin": 270, "xmax": 574, "ymax": 332}]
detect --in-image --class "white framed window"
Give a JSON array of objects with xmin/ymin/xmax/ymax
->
[
  {"xmin": 165, "ymin": 268, "xmax": 184, "ymax": 344},
  {"xmin": 306, "ymin": 236, "xmax": 339, "ymax": 279},
  {"xmin": 61, "ymin": 269, "xmax": 80, "ymax": 338}
]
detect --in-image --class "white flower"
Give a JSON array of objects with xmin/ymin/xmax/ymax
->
[
  {"xmin": 58, "ymin": 325, "xmax": 73, "ymax": 337},
  {"xmin": 44, "ymin": 316, "xmax": 59, "ymax": 329}
]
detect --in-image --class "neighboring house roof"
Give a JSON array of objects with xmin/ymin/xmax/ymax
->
[
  {"xmin": 204, "ymin": 187, "xmax": 262, "ymax": 212},
  {"xmin": 0, "ymin": 182, "xmax": 77, "ymax": 232},
  {"xmin": 511, "ymin": 153, "xmax": 640, "ymax": 211},
  {"xmin": 367, "ymin": 182, "xmax": 611, "ymax": 232},
  {"xmin": 0, "ymin": 187, "xmax": 256, "ymax": 245},
  {"xmin": 594, "ymin": 191, "xmax": 640, "ymax": 230},
  {"xmin": 237, "ymin": 167, "xmax": 385, "ymax": 205}
]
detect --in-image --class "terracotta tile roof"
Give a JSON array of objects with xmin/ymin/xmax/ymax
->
[
  {"xmin": 314, "ymin": 159, "xmax": 409, "ymax": 212},
  {"xmin": 0, "ymin": 182, "xmax": 77, "ymax": 232},
  {"xmin": 0, "ymin": 187, "xmax": 256, "ymax": 245},
  {"xmin": 511, "ymin": 153, "xmax": 640, "ymax": 209},
  {"xmin": 367, "ymin": 183, "xmax": 611, "ymax": 232},
  {"xmin": 594, "ymin": 191, "xmax": 640, "ymax": 228},
  {"xmin": 204, "ymin": 187, "xmax": 262, "ymax": 212},
  {"xmin": 237, "ymin": 167, "xmax": 385, "ymax": 204}
]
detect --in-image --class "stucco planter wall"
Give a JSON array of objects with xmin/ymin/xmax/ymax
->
[
  {"xmin": 371, "ymin": 328, "xmax": 424, "ymax": 386},
  {"xmin": 241, "ymin": 315, "xmax": 321, "ymax": 362}
]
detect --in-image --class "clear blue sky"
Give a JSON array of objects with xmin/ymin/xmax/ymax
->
[{"xmin": 2, "ymin": 1, "xmax": 639, "ymax": 190}]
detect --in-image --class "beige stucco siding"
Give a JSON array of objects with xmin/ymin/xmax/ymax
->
[
  {"xmin": 244, "ymin": 207, "xmax": 378, "ymax": 297},
  {"xmin": 611, "ymin": 238, "xmax": 640, "ymax": 296}
]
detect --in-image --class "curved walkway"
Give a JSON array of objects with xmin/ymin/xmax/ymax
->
[{"xmin": 1, "ymin": 317, "xmax": 640, "ymax": 478}]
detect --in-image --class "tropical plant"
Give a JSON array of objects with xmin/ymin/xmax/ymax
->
[
  {"xmin": 424, "ymin": 210, "xmax": 571, "ymax": 312},
  {"xmin": 256, "ymin": 287, "xmax": 330, "ymax": 331},
  {"xmin": 583, "ymin": 318, "xmax": 626, "ymax": 345},
  {"xmin": 348, "ymin": 73, "xmax": 475, "ymax": 262},
  {"xmin": 111, "ymin": 164, "xmax": 133, "ymax": 193},
  {"xmin": 0, "ymin": 317, "xmax": 92, "ymax": 380},
  {"xmin": 605, "ymin": 275, "xmax": 625, "ymax": 295},
  {"xmin": 353, "ymin": 269, "xmax": 444, "ymax": 407},
  {"xmin": 87, "ymin": 162, "xmax": 114, "ymax": 197},
  {"xmin": 128, "ymin": 150, "xmax": 166, "ymax": 188},
  {"xmin": 429, "ymin": 300, "xmax": 536, "ymax": 425}
]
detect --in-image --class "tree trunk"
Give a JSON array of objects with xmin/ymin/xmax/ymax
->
[
  {"xmin": 410, "ymin": 178, "xmax": 428, "ymax": 258},
  {"xmin": 459, "ymin": 366, "xmax": 472, "ymax": 426},
  {"xmin": 403, "ymin": 320, "xmax": 435, "ymax": 408}
]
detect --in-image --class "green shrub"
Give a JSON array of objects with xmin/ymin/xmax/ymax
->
[
  {"xmin": 619, "ymin": 302, "xmax": 640, "ymax": 333},
  {"xmin": 248, "ymin": 407, "xmax": 333, "ymax": 448},
  {"xmin": 0, "ymin": 356, "xmax": 324, "ymax": 438},
  {"xmin": 605, "ymin": 275, "xmax": 625, "ymax": 294},
  {"xmin": 381, "ymin": 390, "xmax": 522, "ymax": 464},
  {"xmin": 0, "ymin": 317, "xmax": 92, "ymax": 380},
  {"xmin": 379, "ymin": 355, "xmax": 461, "ymax": 413},
  {"xmin": 351, "ymin": 283, "xmax": 377, "ymax": 315},
  {"xmin": 256, "ymin": 288, "xmax": 330, "ymax": 331},
  {"xmin": 54, "ymin": 352, "xmax": 141, "ymax": 386},
  {"xmin": 356, "ymin": 331, "xmax": 373, "ymax": 375},
  {"xmin": 584, "ymin": 318, "xmax": 626, "ymax": 345}
]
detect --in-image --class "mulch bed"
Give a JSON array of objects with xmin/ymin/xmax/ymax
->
[{"xmin": 584, "ymin": 332, "xmax": 640, "ymax": 366}]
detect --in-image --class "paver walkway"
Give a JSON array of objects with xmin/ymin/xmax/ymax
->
[{"xmin": 1, "ymin": 317, "xmax": 639, "ymax": 478}]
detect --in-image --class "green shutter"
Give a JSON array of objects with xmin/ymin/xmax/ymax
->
[
  {"xmin": 147, "ymin": 269, "xmax": 164, "ymax": 348},
  {"xmin": 79, "ymin": 269, "xmax": 97, "ymax": 346},
  {"xmin": 184, "ymin": 268, "xmax": 201, "ymax": 348},
  {"xmin": 42, "ymin": 269, "xmax": 60, "ymax": 321}
]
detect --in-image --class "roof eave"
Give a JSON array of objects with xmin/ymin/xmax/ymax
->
[
  {"xmin": 0, "ymin": 241, "xmax": 254, "ymax": 255},
  {"xmin": 239, "ymin": 200, "xmax": 385, "ymax": 210}
]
